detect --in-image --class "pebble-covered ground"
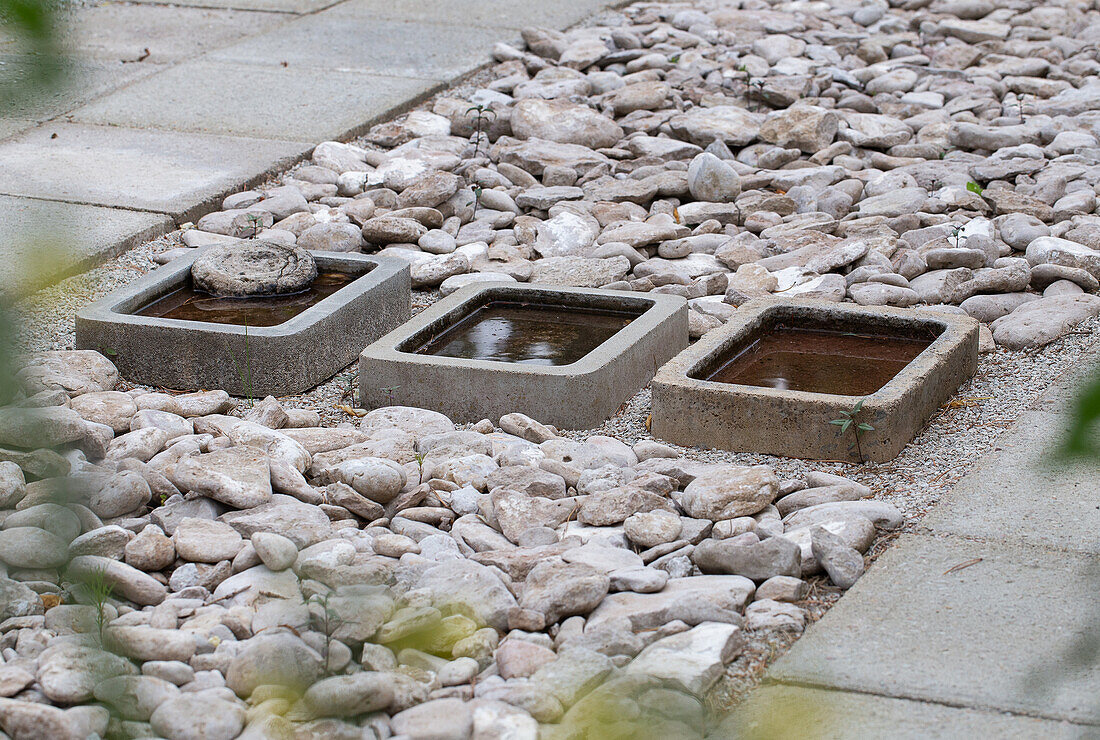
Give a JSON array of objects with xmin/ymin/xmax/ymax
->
[
  {"xmin": 16, "ymin": 233, "xmax": 1100, "ymax": 727},
  {"xmin": 5, "ymin": 0, "xmax": 1100, "ymax": 737}
]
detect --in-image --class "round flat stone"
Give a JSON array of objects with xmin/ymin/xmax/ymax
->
[{"xmin": 191, "ymin": 242, "xmax": 317, "ymax": 297}]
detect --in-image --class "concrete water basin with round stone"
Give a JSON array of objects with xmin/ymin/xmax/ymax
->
[
  {"xmin": 75, "ymin": 246, "xmax": 410, "ymax": 396},
  {"xmin": 359, "ymin": 283, "xmax": 688, "ymax": 428},
  {"xmin": 651, "ymin": 298, "xmax": 979, "ymax": 462}
]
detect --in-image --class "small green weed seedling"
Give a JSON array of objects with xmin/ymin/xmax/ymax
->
[
  {"xmin": 309, "ymin": 592, "xmax": 349, "ymax": 675},
  {"xmin": 75, "ymin": 567, "xmax": 114, "ymax": 647},
  {"xmin": 465, "ymin": 105, "xmax": 496, "ymax": 158},
  {"xmin": 965, "ymin": 181, "xmax": 984, "ymax": 197},
  {"xmin": 951, "ymin": 225, "xmax": 966, "ymax": 249},
  {"xmin": 830, "ymin": 399, "xmax": 874, "ymax": 464},
  {"xmin": 379, "ymin": 385, "xmax": 400, "ymax": 407},
  {"xmin": 244, "ymin": 213, "xmax": 264, "ymax": 238},
  {"xmin": 341, "ymin": 371, "xmax": 357, "ymax": 403},
  {"xmin": 414, "ymin": 451, "xmax": 427, "ymax": 484},
  {"xmin": 227, "ymin": 326, "xmax": 254, "ymax": 408}
]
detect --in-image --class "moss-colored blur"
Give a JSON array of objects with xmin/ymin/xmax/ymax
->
[{"xmin": 0, "ymin": 0, "xmax": 68, "ymax": 106}]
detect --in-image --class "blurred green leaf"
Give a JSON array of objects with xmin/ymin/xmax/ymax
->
[
  {"xmin": 0, "ymin": 303, "xmax": 18, "ymax": 405},
  {"xmin": 0, "ymin": 0, "xmax": 69, "ymax": 107},
  {"xmin": 1060, "ymin": 369, "xmax": 1100, "ymax": 459}
]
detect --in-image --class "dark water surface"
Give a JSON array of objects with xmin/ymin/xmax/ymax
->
[
  {"xmin": 414, "ymin": 301, "xmax": 637, "ymax": 366},
  {"xmin": 134, "ymin": 271, "xmax": 354, "ymax": 327},
  {"xmin": 704, "ymin": 327, "xmax": 932, "ymax": 395}
]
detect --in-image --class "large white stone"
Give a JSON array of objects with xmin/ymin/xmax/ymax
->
[{"xmin": 626, "ymin": 621, "xmax": 744, "ymax": 695}]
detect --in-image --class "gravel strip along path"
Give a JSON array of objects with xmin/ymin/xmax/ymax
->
[{"xmin": 8, "ymin": 0, "xmax": 1100, "ymax": 735}]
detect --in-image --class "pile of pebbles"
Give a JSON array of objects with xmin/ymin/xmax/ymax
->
[
  {"xmin": 157, "ymin": 0, "xmax": 1100, "ymax": 352},
  {"xmin": 0, "ymin": 350, "xmax": 893, "ymax": 738}
]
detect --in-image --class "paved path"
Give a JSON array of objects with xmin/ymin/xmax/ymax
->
[
  {"xmin": 0, "ymin": 0, "xmax": 620, "ymax": 299},
  {"xmin": 729, "ymin": 341, "xmax": 1100, "ymax": 737}
]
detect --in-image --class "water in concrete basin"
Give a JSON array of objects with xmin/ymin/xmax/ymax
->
[
  {"xmin": 414, "ymin": 300, "xmax": 637, "ymax": 366},
  {"xmin": 705, "ymin": 327, "xmax": 932, "ymax": 395},
  {"xmin": 134, "ymin": 271, "xmax": 353, "ymax": 327}
]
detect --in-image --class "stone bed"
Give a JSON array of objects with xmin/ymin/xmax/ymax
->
[{"xmin": 4, "ymin": 0, "xmax": 1100, "ymax": 738}]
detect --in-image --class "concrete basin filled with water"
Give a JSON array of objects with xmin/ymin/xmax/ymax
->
[
  {"xmin": 75, "ymin": 248, "xmax": 411, "ymax": 396},
  {"xmin": 360, "ymin": 283, "xmax": 688, "ymax": 428},
  {"xmin": 699, "ymin": 326, "xmax": 935, "ymax": 396},
  {"xmin": 651, "ymin": 299, "xmax": 979, "ymax": 462},
  {"xmin": 411, "ymin": 300, "xmax": 640, "ymax": 366},
  {"xmin": 132, "ymin": 270, "xmax": 356, "ymax": 327}
]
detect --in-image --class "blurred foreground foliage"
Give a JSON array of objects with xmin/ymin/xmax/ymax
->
[
  {"xmin": 1040, "ymin": 364, "xmax": 1100, "ymax": 718},
  {"xmin": 0, "ymin": 0, "xmax": 68, "ymax": 106},
  {"xmin": 1060, "ymin": 366, "xmax": 1100, "ymax": 460},
  {"xmin": 0, "ymin": 0, "xmax": 70, "ymax": 303}
]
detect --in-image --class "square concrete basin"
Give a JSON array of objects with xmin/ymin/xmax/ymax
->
[
  {"xmin": 359, "ymin": 283, "xmax": 688, "ymax": 428},
  {"xmin": 651, "ymin": 298, "xmax": 979, "ymax": 462},
  {"xmin": 76, "ymin": 248, "xmax": 411, "ymax": 396}
]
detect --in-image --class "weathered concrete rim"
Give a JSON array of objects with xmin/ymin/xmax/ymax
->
[
  {"xmin": 358, "ymin": 282, "xmax": 688, "ymax": 427},
  {"xmin": 658, "ymin": 297, "xmax": 976, "ymax": 404},
  {"xmin": 650, "ymin": 298, "xmax": 980, "ymax": 461},
  {"xmin": 362, "ymin": 282, "xmax": 687, "ymax": 375},
  {"xmin": 74, "ymin": 247, "xmax": 412, "ymax": 395},
  {"xmin": 75, "ymin": 246, "xmax": 407, "ymax": 337}
]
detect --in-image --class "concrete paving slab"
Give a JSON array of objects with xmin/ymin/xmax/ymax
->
[
  {"xmin": 922, "ymin": 410, "xmax": 1100, "ymax": 555},
  {"xmin": 1027, "ymin": 345, "xmax": 1100, "ymax": 414},
  {"xmin": 0, "ymin": 55, "xmax": 163, "ymax": 121},
  {"xmin": 0, "ymin": 118, "xmax": 35, "ymax": 141},
  {"xmin": 721, "ymin": 685, "xmax": 1086, "ymax": 739},
  {"xmin": 0, "ymin": 123, "xmax": 311, "ymax": 221},
  {"xmin": 207, "ymin": 15, "xmax": 516, "ymax": 81},
  {"xmin": 70, "ymin": 61, "xmax": 439, "ymax": 142},
  {"xmin": 327, "ymin": 0, "xmax": 620, "ymax": 30},
  {"xmin": 60, "ymin": 4, "xmax": 286, "ymax": 64},
  {"xmin": 0, "ymin": 195, "xmax": 171, "ymax": 300},
  {"xmin": 121, "ymin": 0, "xmax": 340, "ymax": 14},
  {"xmin": 768, "ymin": 534, "xmax": 1100, "ymax": 724}
]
